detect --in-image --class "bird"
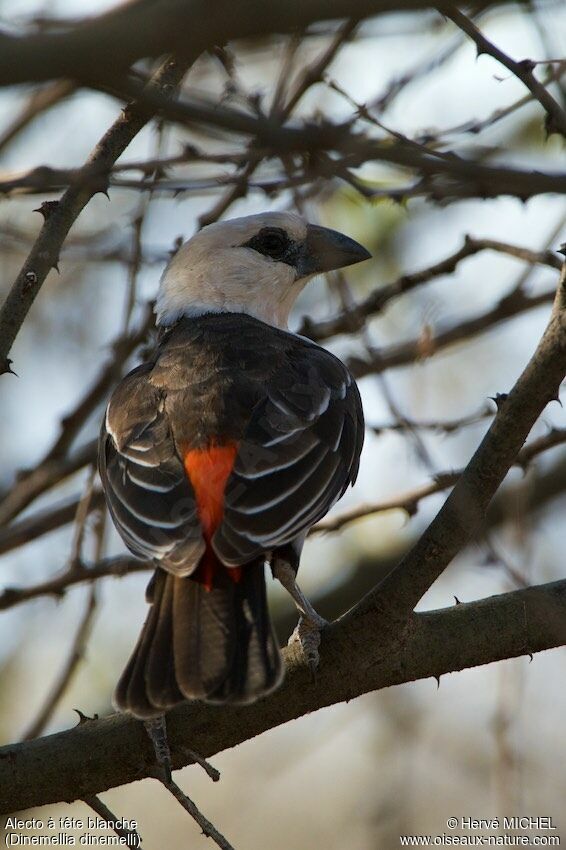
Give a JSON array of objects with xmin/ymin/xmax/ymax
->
[{"xmin": 99, "ymin": 211, "xmax": 369, "ymax": 721}]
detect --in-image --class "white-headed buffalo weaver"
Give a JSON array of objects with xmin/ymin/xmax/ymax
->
[{"xmin": 99, "ymin": 212, "xmax": 369, "ymax": 719}]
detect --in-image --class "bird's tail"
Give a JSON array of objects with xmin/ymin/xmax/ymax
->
[{"xmin": 114, "ymin": 561, "xmax": 283, "ymax": 718}]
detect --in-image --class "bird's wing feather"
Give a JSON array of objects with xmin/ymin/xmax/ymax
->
[
  {"xmin": 213, "ymin": 344, "xmax": 364, "ymax": 565},
  {"xmin": 99, "ymin": 363, "xmax": 205, "ymax": 574}
]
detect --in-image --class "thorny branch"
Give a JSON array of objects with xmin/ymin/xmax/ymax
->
[
  {"xmin": 82, "ymin": 795, "xmax": 143, "ymax": 849},
  {"xmin": 445, "ymin": 8, "xmax": 566, "ymax": 138},
  {"xmin": 20, "ymin": 485, "xmax": 104, "ymax": 742},
  {"xmin": 2, "ymin": 576, "xmax": 565, "ymax": 812},
  {"xmin": 299, "ymin": 235, "xmax": 561, "ymax": 341},
  {"xmin": 162, "ymin": 779, "xmax": 235, "ymax": 850},
  {"xmin": 0, "ymin": 0, "xmax": 523, "ymax": 89},
  {"xmin": 0, "ymin": 56, "xmax": 189, "ymax": 377}
]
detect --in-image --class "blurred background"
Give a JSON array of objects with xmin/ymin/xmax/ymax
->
[{"xmin": 1, "ymin": 0, "xmax": 565, "ymax": 846}]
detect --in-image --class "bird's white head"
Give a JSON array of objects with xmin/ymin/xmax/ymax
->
[{"xmin": 155, "ymin": 211, "xmax": 371, "ymax": 329}]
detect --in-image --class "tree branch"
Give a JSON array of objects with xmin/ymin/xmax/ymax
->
[
  {"xmin": 445, "ymin": 8, "xmax": 566, "ymax": 137},
  {"xmin": 0, "ymin": 556, "xmax": 147, "ymax": 612},
  {"xmin": 300, "ymin": 235, "xmax": 561, "ymax": 342},
  {"xmin": 347, "ymin": 287, "xmax": 555, "ymax": 378},
  {"xmin": 368, "ymin": 261, "xmax": 566, "ymax": 617},
  {"xmin": 0, "ymin": 1, "xmax": 503, "ymax": 90},
  {"xmin": 0, "ymin": 56, "xmax": 188, "ymax": 377},
  {"xmin": 1, "ymin": 577, "xmax": 565, "ymax": 813}
]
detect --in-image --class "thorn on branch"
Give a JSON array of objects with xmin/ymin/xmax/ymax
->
[
  {"xmin": 23, "ymin": 270, "xmax": 37, "ymax": 291},
  {"xmin": 169, "ymin": 235, "xmax": 184, "ymax": 258},
  {"xmin": 34, "ymin": 200, "xmax": 60, "ymax": 220},
  {"xmin": 489, "ymin": 392, "xmax": 508, "ymax": 410},
  {"xmin": 1, "ymin": 357, "xmax": 17, "ymax": 376},
  {"xmin": 73, "ymin": 708, "xmax": 98, "ymax": 725},
  {"xmin": 405, "ymin": 501, "xmax": 418, "ymax": 518},
  {"xmin": 121, "ymin": 102, "xmax": 136, "ymax": 121}
]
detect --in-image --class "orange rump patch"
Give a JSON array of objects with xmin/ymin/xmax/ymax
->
[{"xmin": 184, "ymin": 442, "xmax": 241, "ymax": 590}]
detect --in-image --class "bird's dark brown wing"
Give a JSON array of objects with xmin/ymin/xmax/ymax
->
[
  {"xmin": 213, "ymin": 343, "xmax": 364, "ymax": 565},
  {"xmin": 99, "ymin": 363, "xmax": 205, "ymax": 573}
]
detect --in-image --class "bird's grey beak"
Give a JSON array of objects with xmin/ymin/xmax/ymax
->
[{"xmin": 297, "ymin": 224, "xmax": 371, "ymax": 278}]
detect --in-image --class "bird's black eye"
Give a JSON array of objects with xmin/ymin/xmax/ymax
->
[{"xmin": 243, "ymin": 227, "xmax": 289, "ymax": 261}]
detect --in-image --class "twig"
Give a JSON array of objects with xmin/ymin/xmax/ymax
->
[
  {"xmin": 370, "ymin": 403, "xmax": 494, "ymax": 435},
  {"xmin": 0, "ymin": 80, "xmax": 75, "ymax": 155},
  {"xmin": 198, "ymin": 19, "xmax": 355, "ymax": 228},
  {"xmin": 0, "ymin": 440, "xmax": 97, "ymax": 528},
  {"xmin": 0, "ymin": 302, "xmax": 153, "ymax": 527},
  {"xmin": 347, "ymin": 287, "xmax": 556, "ymax": 379},
  {"xmin": 67, "ymin": 468, "xmax": 97, "ymax": 569},
  {"xmin": 416, "ymin": 61, "xmax": 566, "ymax": 143},
  {"xmin": 162, "ymin": 778, "xmax": 236, "ymax": 850},
  {"xmin": 20, "ymin": 584, "xmax": 98, "ymax": 740},
  {"xmin": 83, "ymin": 794, "xmax": 142, "ymax": 848},
  {"xmin": 445, "ymin": 8, "xmax": 566, "ymax": 137},
  {"xmin": 0, "ymin": 56, "xmax": 189, "ymax": 376},
  {"xmin": 20, "ymin": 485, "xmax": 104, "ymax": 740},
  {"xmin": 0, "ymin": 556, "xmax": 148, "ymax": 611},
  {"xmin": 299, "ymin": 235, "xmax": 561, "ymax": 341},
  {"xmin": 0, "ymin": 485, "xmax": 101, "ymax": 561},
  {"xmin": 314, "ymin": 426, "xmax": 566, "ymax": 534},
  {"xmin": 180, "ymin": 749, "xmax": 221, "ymax": 783},
  {"xmin": 370, "ymin": 24, "xmax": 467, "ymax": 113},
  {"xmin": 367, "ymin": 260, "xmax": 566, "ymax": 617},
  {"xmin": 312, "ymin": 473, "xmax": 459, "ymax": 533},
  {"xmin": 46, "ymin": 301, "xmax": 154, "ymax": 462}
]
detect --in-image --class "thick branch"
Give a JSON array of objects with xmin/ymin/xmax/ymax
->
[
  {"xmin": 1, "ymin": 578, "xmax": 565, "ymax": 813},
  {"xmin": 0, "ymin": 1, "xmax": 496, "ymax": 89}
]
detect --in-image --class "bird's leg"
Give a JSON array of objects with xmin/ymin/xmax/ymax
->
[
  {"xmin": 144, "ymin": 714, "xmax": 172, "ymax": 782},
  {"xmin": 271, "ymin": 558, "xmax": 327, "ymax": 676}
]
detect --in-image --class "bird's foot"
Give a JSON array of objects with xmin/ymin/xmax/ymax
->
[
  {"xmin": 288, "ymin": 614, "xmax": 327, "ymax": 679},
  {"xmin": 144, "ymin": 715, "xmax": 172, "ymax": 782}
]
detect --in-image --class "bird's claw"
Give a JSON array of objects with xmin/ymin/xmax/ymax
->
[
  {"xmin": 288, "ymin": 615, "xmax": 327, "ymax": 679},
  {"xmin": 144, "ymin": 715, "xmax": 172, "ymax": 783}
]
